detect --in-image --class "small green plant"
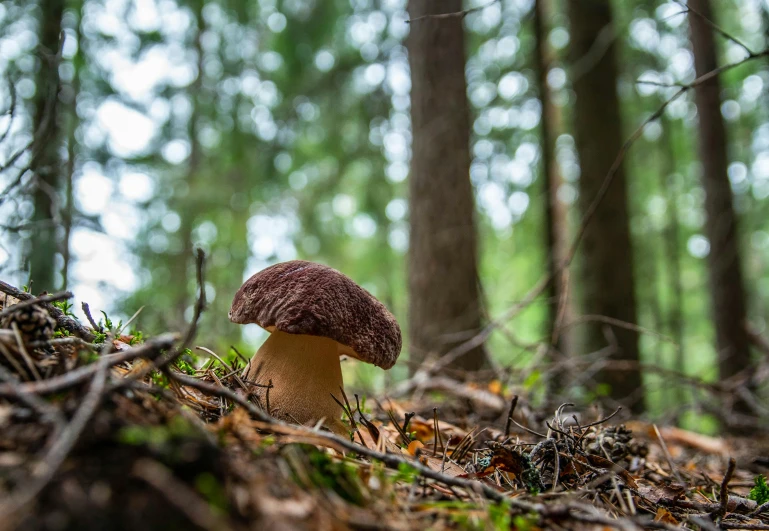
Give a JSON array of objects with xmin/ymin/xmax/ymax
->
[
  {"xmin": 487, "ymin": 502, "xmax": 513, "ymax": 531},
  {"xmin": 426, "ymin": 500, "xmax": 511, "ymax": 530},
  {"xmin": 512, "ymin": 513, "xmax": 539, "ymax": 531},
  {"xmin": 195, "ymin": 473, "xmax": 229, "ymax": 512},
  {"xmin": 92, "ymin": 330, "xmax": 108, "ymax": 344},
  {"xmin": 79, "ymin": 350, "xmax": 99, "ymax": 364},
  {"xmin": 53, "ymin": 329, "xmax": 71, "ymax": 338},
  {"xmin": 358, "ymin": 394, "xmax": 371, "ymax": 415},
  {"xmin": 98, "ymin": 311, "xmax": 122, "ymax": 333},
  {"xmin": 595, "ymin": 383, "xmax": 612, "ymax": 397},
  {"xmin": 393, "ymin": 461, "xmax": 418, "ymax": 484},
  {"xmin": 286, "ymin": 445, "xmax": 366, "ymax": 505},
  {"xmin": 522, "ymin": 370, "xmax": 541, "ymax": 391},
  {"xmin": 118, "ymin": 416, "xmax": 200, "ymax": 457},
  {"xmin": 53, "ymin": 300, "xmax": 77, "ymax": 318},
  {"xmin": 128, "ymin": 329, "xmax": 145, "ymax": 345},
  {"xmin": 749, "ymin": 475, "xmax": 769, "ymax": 505},
  {"xmin": 176, "ymin": 359, "xmax": 196, "ymax": 376},
  {"xmin": 175, "ymin": 348, "xmax": 200, "ymax": 374},
  {"xmin": 100, "ymin": 310, "xmax": 113, "ymax": 330},
  {"xmin": 150, "ymin": 371, "xmax": 170, "ymax": 389}
]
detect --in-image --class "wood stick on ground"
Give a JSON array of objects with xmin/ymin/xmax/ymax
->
[
  {"xmin": 81, "ymin": 301, "xmax": 102, "ymax": 332},
  {"xmin": 11, "ymin": 322, "xmax": 41, "ymax": 380},
  {"xmin": 504, "ymin": 395, "xmax": 519, "ymax": 438},
  {"xmin": 716, "ymin": 457, "xmax": 737, "ymax": 520},
  {"xmin": 0, "ymin": 290, "xmax": 72, "ymax": 321},
  {"xmin": 0, "ymin": 333, "xmax": 178, "ymax": 397},
  {"xmin": 653, "ymin": 423, "xmax": 685, "ymax": 484},
  {"xmin": 0, "ymin": 281, "xmax": 94, "ymax": 342},
  {"xmin": 180, "ymin": 248, "xmax": 206, "ymax": 351}
]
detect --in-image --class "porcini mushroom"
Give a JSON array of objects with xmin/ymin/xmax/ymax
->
[{"xmin": 229, "ymin": 260, "xmax": 401, "ymax": 435}]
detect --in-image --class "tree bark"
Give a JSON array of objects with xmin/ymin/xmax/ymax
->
[
  {"xmin": 61, "ymin": 5, "xmax": 84, "ymax": 292},
  {"xmin": 29, "ymin": 0, "xmax": 64, "ymax": 292},
  {"xmin": 406, "ymin": 0, "xmax": 487, "ymax": 373},
  {"xmin": 688, "ymin": 0, "xmax": 753, "ymax": 419},
  {"xmin": 533, "ymin": 0, "xmax": 572, "ymax": 376},
  {"xmin": 170, "ymin": 0, "xmax": 205, "ymax": 324},
  {"xmin": 567, "ymin": 0, "xmax": 644, "ymax": 412}
]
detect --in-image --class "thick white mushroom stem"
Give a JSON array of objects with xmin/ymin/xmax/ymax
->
[{"xmin": 242, "ymin": 331, "xmax": 347, "ymax": 435}]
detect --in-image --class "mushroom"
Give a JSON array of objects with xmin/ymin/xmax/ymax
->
[{"xmin": 229, "ymin": 260, "xmax": 401, "ymax": 435}]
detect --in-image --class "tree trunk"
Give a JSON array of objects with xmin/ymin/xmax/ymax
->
[
  {"xmin": 406, "ymin": 0, "xmax": 487, "ymax": 373},
  {"xmin": 688, "ymin": 0, "xmax": 753, "ymax": 421},
  {"xmin": 29, "ymin": 0, "xmax": 64, "ymax": 293},
  {"xmin": 567, "ymin": 0, "xmax": 644, "ymax": 412},
  {"xmin": 533, "ymin": 0, "xmax": 572, "ymax": 376},
  {"xmin": 61, "ymin": 5, "xmax": 84, "ymax": 292},
  {"xmin": 170, "ymin": 0, "xmax": 205, "ymax": 323}
]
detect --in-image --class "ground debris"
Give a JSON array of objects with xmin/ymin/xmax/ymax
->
[{"xmin": 0, "ymin": 284, "xmax": 768, "ymax": 530}]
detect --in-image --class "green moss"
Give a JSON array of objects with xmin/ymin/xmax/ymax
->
[
  {"xmin": 118, "ymin": 416, "xmax": 199, "ymax": 452},
  {"xmin": 512, "ymin": 513, "xmax": 539, "ymax": 531},
  {"xmin": 151, "ymin": 371, "xmax": 170, "ymax": 389},
  {"xmin": 78, "ymin": 350, "xmax": 99, "ymax": 364},
  {"xmin": 128, "ymin": 329, "xmax": 145, "ymax": 345},
  {"xmin": 749, "ymin": 475, "xmax": 769, "ymax": 505},
  {"xmin": 285, "ymin": 444, "xmax": 367, "ymax": 506},
  {"xmin": 195, "ymin": 472, "xmax": 229, "ymax": 512}
]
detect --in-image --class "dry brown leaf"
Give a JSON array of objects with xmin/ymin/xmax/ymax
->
[
  {"xmin": 417, "ymin": 454, "xmax": 466, "ymax": 477},
  {"xmin": 488, "ymin": 380, "xmax": 503, "ymax": 395},
  {"xmin": 654, "ymin": 507, "xmax": 679, "ymax": 525},
  {"xmin": 407, "ymin": 440, "xmax": 424, "ymax": 456},
  {"xmin": 635, "ymin": 479, "xmax": 686, "ymax": 504}
]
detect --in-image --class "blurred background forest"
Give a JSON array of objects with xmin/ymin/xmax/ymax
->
[{"xmin": 0, "ymin": 0, "xmax": 768, "ymax": 434}]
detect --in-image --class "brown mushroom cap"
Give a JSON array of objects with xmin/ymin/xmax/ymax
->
[{"xmin": 229, "ymin": 260, "xmax": 402, "ymax": 369}]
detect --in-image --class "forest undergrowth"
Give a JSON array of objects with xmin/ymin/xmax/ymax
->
[{"xmin": 0, "ymin": 265, "xmax": 768, "ymax": 531}]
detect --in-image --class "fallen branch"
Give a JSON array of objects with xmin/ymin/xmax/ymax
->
[
  {"xmin": 0, "ymin": 333, "xmax": 178, "ymax": 397},
  {"xmin": 0, "ymin": 280, "xmax": 94, "ymax": 342},
  {"xmin": 716, "ymin": 458, "xmax": 737, "ymax": 520},
  {"xmin": 0, "ymin": 290, "xmax": 72, "ymax": 321}
]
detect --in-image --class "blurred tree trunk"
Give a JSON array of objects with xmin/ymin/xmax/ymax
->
[
  {"xmin": 567, "ymin": 0, "xmax": 644, "ymax": 412},
  {"xmin": 688, "ymin": 0, "xmax": 753, "ymax": 422},
  {"xmin": 406, "ymin": 0, "xmax": 487, "ymax": 373},
  {"xmin": 171, "ymin": 0, "xmax": 205, "ymax": 322},
  {"xmin": 61, "ymin": 5, "xmax": 84, "ymax": 291},
  {"xmin": 533, "ymin": 0, "xmax": 572, "ymax": 377},
  {"xmin": 29, "ymin": 0, "xmax": 64, "ymax": 292}
]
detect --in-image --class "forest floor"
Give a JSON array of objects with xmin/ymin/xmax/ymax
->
[{"xmin": 0, "ymin": 279, "xmax": 768, "ymax": 531}]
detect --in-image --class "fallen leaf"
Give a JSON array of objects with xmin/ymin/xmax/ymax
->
[
  {"xmin": 636, "ymin": 479, "xmax": 686, "ymax": 504},
  {"xmin": 408, "ymin": 440, "xmax": 425, "ymax": 456},
  {"xmin": 418, "ymin": 455, "xmax": 467, "ymax": 477},
  {"xmin": 654, "ymin": 508, "xmax": 679, "ymax": 525}
]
